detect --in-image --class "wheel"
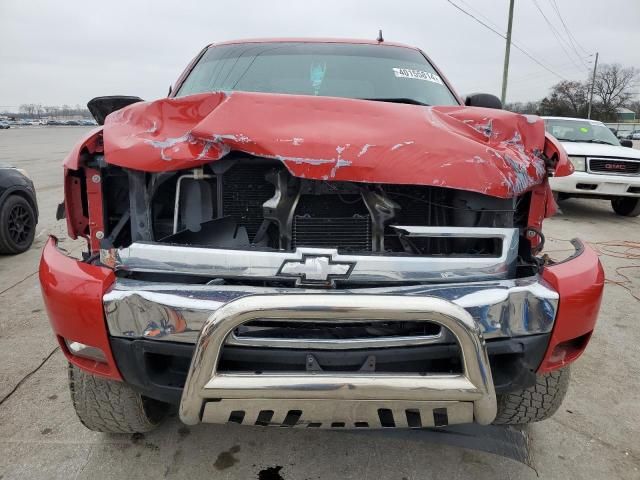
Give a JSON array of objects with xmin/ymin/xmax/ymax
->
[
  {"xmin": 611, "ymin": 197, "xmax": 640, "ymax": 217},
  {"xmin": 68, "ymin": 363, "xmax": 168, "ymax": 433},
  {"xmin": 0, "ymin": 195, "xmax": 36, "ymax": 254},
  {"xmin": 493, "ymin": 367, "xmax": 570, "ymax": 425}
]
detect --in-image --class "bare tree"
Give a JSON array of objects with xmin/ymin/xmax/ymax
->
[
  {"xmin": 553, "ymin": 80, "xmax": 588, "ymax": 117},
  {"xmin": 505, "ymin": 101, "xmax": 540, "ymax": 115},
  {"xmin": 591, "ymin": 63, "xmax": 638, "ymax": 121}
]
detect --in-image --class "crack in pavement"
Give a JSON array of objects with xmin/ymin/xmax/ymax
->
[
  {"xmin": 74, "ymin": 444, "xmax": 93, "ymax": 480},
  {"xmin": 0, "ymin": 270, "xmax": 38, "ymax": 297},
  {"xmin": 0, "ymin": 346, "xmax": 60, "ymax": 407}
]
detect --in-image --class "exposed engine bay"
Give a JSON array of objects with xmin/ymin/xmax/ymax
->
[{"xmin": 74, "ymin": 153, "xmax": 540, "ymax": 282}]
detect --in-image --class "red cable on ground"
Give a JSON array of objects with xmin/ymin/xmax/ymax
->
[{"xmin": 546, "ymin": 238, "xmax": 640, "ymax": 302}]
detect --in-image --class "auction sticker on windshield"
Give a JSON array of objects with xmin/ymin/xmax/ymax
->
[{"xmin": 392, "ymin": 68, "xmax": 444, "ymax": 84}]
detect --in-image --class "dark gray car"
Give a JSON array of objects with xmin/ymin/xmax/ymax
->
[{"xmin": 0, "ymin": 164, "xmax": 38, "ymax": 254}]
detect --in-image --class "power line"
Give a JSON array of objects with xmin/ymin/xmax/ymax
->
[
  {"xmin": 549, "ymin": 0, "xmax": 592, "ymax": 56},
  {"xmin": 457, "ymin": 0, "xmax": 503, "ymax": 32},
  {"xmin": 456, "ymin": 0, "xmax": 590, "ymax": 81},
  {"xmin": 509, "ymin": 60, "xmax": 594, "ymax": 84},
  {"xmin": 444, "ymin": 0, "xmax": 568, "ymax": 81},
  {"xmin": 532, "ymin": 0, "xmax": 589, "ymax": 72},
  {"xmin": 541, "ymin": 0, "xmax": 592, "ymax": 71}
]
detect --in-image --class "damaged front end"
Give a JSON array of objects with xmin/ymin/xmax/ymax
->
[
  {"xmin": 67, "ymin": 91, "xmax": 570, "ymax": 268},
  {"xmin": 43, "ymin": 88, "xmax": 603, "ymax": 430}
]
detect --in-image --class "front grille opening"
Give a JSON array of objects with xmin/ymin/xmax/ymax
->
[
  {"xmin": 222, "ymin": 163, "xmax": 276, "ymax": 240},
  {"xmin": 590, "ymin": 158, "xmax": 640, "ymax": 174},
  {"xmin": 128, "ymin": 158, "xmax": 531, "ymax": 277},
  {"xmin": 576, "ymin": 183, "xmax": 598, "ymax": 191},
  {"xmin": 234, "ymin": 320, "xmax": 442, "ymax": 341},
  {"xmin": 293, "ymin": 193, "xmax": 371, "ymax": 252},
  {"xmin": 293, "ymin": 215, "xmax": 371, "ymax": 252},
  {"xmin": 218, "ymin": 344, "xmax": 463, "ymax": 374},
  {"xmin": 383, "ymin": 233, "xmax": 503, "ymax": 257}
]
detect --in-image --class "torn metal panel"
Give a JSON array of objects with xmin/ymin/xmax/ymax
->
[{"xmin": 95, "ymin": 91, "xmax": 570, "ymax": 199}]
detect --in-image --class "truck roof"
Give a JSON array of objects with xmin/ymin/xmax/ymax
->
[{"xmin": 208, "ymin": 37, "xmax": 419, "ymax": 50}]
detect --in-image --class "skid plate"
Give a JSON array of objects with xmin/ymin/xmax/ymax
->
[{"xmin": 202, "ymin": 399, "xmax": 474, "ymax": 429}]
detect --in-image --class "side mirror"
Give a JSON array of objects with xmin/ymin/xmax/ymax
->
[
  {"xmin": 464, "ymin": 93, "xmax": 502, "ymax": 110},
  {"xmin": 621, "ymin": 139, "xmax": 633, "ymax": 148},
  {"xmin": 87, "ymin": 96, "xmax": 144, "ymax": 125}
]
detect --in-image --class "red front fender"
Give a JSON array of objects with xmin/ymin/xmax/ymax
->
[
  {"xmin": 39, "ymin": 237, "xmax": 121, "ymax": 380},
  {"xmin": 538, "ymin": 240, "xmax": 605, "ymax": 373}
]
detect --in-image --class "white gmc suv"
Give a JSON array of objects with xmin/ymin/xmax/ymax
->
[{"xmin": 544, "ymin": 117, "xmax": 640, "ymax": 217}]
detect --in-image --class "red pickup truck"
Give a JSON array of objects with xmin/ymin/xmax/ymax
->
[{"xmin": 40, "ymin": 38, "xmax": 603, "ymax": 432}]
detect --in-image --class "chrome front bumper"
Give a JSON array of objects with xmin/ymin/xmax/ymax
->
[
  {"xmin": 179, "ymin": 295, "xmax": 497, "ymax": 427},
  {"xmin": 103, "ymin": 276, "xmax": 559, "ymax": 344}
]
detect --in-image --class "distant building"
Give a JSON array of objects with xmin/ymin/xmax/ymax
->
[{"xmin": 616, "ymin": 107, "xmax": 636, "ymax": 122}]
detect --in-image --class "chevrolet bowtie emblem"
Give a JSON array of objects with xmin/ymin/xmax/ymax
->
[{"xmin": 278, "ymin": 255, "xmax": 355, "ymax": 286}]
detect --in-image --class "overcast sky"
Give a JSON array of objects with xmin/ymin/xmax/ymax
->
[{"xmin": 1, "ymin": 0, "xmax": 638, "ymax": 109}]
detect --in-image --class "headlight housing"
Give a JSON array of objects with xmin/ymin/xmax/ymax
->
[{"xmin": 568, "ymin": 156, "xmax": 586, "ymax": 171}]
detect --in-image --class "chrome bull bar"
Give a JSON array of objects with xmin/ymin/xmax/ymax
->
[{"xmin": 179, "ymin": 295, "xmax": 497, "ymax": 427}]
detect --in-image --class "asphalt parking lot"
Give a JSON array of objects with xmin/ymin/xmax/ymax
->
[{"xmin": 0, "ymin": 127, "xmax": 639, "ymax": 479}]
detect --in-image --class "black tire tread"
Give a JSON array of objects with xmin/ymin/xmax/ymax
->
[
  {"xmin": 611, "ymin": 197, "xmax": 640, "ymax": 217},
  {"xmin": 68, "ymin": 363, "xmax": 164, "ymax": 433},
  {"xmin": 493, "ymin": 367, "xmax": 570, "ymax": 425}
]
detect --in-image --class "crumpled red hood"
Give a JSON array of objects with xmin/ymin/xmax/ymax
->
[{"xmin": 101, "ymin": 91, "xmax": 569, "ymax": 198}]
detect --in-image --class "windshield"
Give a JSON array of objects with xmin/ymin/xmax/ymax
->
[
  {"xmin": 176, "ymin": 42, "xmax": 459, "ymax": 106},
  {"xmin": 544, "ymin": 118, "xmax": 621, "ymax": 146}
]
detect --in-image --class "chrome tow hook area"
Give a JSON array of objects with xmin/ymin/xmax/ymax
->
[{"xmin": 179, "ymin": 295, "xmax": 497, "ymax": 428}]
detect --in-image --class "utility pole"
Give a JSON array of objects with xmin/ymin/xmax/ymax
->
[
  {"xmin": 501, "ymin": 0, "xmax": 515, "ymax": 105},
  {"xmin": 587, "ymin": 52, "xmax": 599, "ymax": 119}
]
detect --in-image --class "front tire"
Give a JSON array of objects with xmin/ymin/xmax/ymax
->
[
  {"xmin": 0, "ymin": 195, "xmax": 36, "ymax": 254},
  {"xmin": 493, "ymin": 367, "xmax": 570, "ymax": 425},
  {"xmin": 68, "ymin": 363, "xmax": 168, "ymax": 433},
  {"xmin": 611, "ymin": 197, "xmax": 640, "ymax": 217}
]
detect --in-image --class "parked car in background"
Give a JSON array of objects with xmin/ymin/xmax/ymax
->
[
  {"xmin": 0, "ymin": 121, "xmax": 10, "ymax": 129},
  {"xmin": 618, "ymin": 129, "xmax": 640, "ymax": 139},
  {"xmin": 544, "ymin": 116, "xmax": 640, "ymax": 216},
  {"xmin": 0, "ymin": 164, "xmax": 38, "ymax": 254},
  {"xmin": 627, "ymin": 130, "xmax": 640, "ymax": 140},
  {"xmin": 41, "ymin": 38, "xmax": 603, "ymax": 434}
]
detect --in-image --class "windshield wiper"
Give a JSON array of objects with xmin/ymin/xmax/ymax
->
[
  {"xmin": 359, "ymin": 97, "xmax": 430, "ymax": 106},
  {"xmin": 558, "ymin": 139, "xmax": 615, "ymax": 145},
  {"xmin": 582, "ymin": 139, "xmax": 616, "ymax": 145}
]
